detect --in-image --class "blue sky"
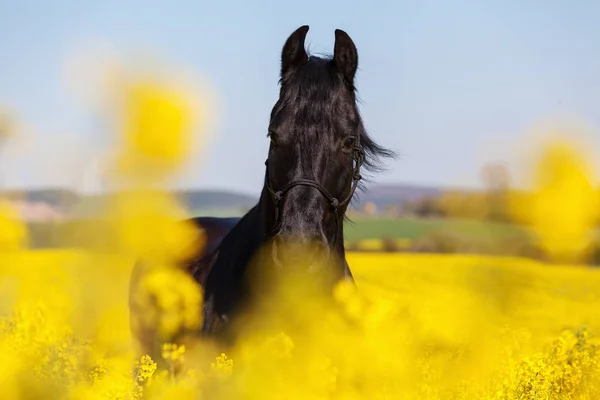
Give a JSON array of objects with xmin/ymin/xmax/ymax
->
[{"xmin": 1, "ymin": 0, "xmax": 600, "ymax": 195}]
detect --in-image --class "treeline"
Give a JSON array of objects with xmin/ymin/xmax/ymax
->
[
  {"xmin": 402, "ymin": 189, "xmax": 515, "ymax": 223},
  {"xmin": 344, "ymin": 230, "xmax": 600, "ymax": 266},
  {"xmin": 403, "ymin": 188, "xmax": 600, "ymax": 229},
  {"xmin": 402, "ymin": 163, "xmax": 521, "ymax": 223}
]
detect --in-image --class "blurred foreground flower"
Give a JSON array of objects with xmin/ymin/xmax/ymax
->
[
  {"xmin": 131, "ymin": 264, "xmax": 203, "ymax": 343},
  {"xmin": 524, "ymin": 139, "xmax": 599, "ymax": 262},
  {"xmin": 0, "ymin": 108, "xmax": 16, "ymax": 143},
  {"xmin": 110, "ymin": 190, "xmax": 206, "ymax": 263},
  {"xmin": 0, "ymin": 199, "xmax": 27, "ymax": 251},
  {"xmin": 107, "ymin": 73, "xmax": 208, "ymax": 186}
]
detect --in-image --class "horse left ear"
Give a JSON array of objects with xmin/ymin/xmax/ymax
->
[
  {"xmin": 333, "ymin": 29, "xmax": 358, "ymax": 84},
  {"xmin": 281, "ymin": 25, "xmax": 310, "ymax": 78}
]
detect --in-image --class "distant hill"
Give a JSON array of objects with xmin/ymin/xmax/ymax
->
[
  {"xmin": 176, "ymin": 190, "xmax": 257, "ymax": 214},
  {"xmin": 351, "ymin": 184, "xmax": 443, "ymax": 210},
  {"xmin": 63, "ymin": 190, "xmax": 258, "ymax": 220},
  {"xmin": 174, "ymin": 184, "xmax": 445, "ymax": 215},
  {"xmin": 3, "ymin": 183, "xmax": 450, "ymax": 220},
  {"xmin": 2, "ymin": 188, "xmax": 79, "ymax": 211}
]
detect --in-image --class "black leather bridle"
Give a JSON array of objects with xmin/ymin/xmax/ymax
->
[{"xmin": 264, "ymin": 137, "xmax": 366, "ymax": 245}]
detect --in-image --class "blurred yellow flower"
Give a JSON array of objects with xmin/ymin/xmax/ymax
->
[
  {"xmin": 528, "ymin": 140, "xmax": 599, "ymax": 262},
  {"xmin": 114, "ymin": 79, "xmax": 200, "ymax": 181},
  {"xmin": 110, "ymin": 190, "xmax": 206, "ymax": 263},
  {"xmin": 210, "ymin": 353, "xmax": 234, "ymax": 379},
  {"xmin": 0, "ymin": 199, "xmax": 27, "ymax": 251},
  {"xmin": 132, "ymin": 265, "xmax": 203, "ymax": 339},
  {"xmin": 162, "ymin": 342, "xmax": 186, "ymax": 363}
]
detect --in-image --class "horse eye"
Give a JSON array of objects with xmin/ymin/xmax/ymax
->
[
  {"xmin": 268, "ymin": 131, "xmax": 278, "ymax": 145},
  {"xmin": 343, "ymin": 136, "xmax": 357, "ymax": 148}
]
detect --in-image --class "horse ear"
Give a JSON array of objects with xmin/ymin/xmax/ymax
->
[
  {"xmin": 333, "ymin": 29, "xmax": 358, "ymax": 83},
  {"xmin": 281, "ymin": 25, "xmax": 309, "ymax": 78}
]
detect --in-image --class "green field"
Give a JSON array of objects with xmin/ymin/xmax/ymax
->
[
  {"xmin": 188, "ymin": 210, "xmax": 531, "ymax": 242},
  {"xmin": 344, "ymin": 217, "xmax": 530, "ymax": 241},
  {"xmin": 22, "ymin": 215, "xmax": 537, "ymax": 257}
]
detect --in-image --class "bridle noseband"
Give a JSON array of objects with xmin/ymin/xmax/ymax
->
[{"xmin": 264, "ymin": 138, "xmax": 366, "ymax": 244}]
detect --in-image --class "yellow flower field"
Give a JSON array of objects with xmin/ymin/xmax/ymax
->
[{"xmin": 0, "ymin": 249, "xmax": 598, "ymax": 399}]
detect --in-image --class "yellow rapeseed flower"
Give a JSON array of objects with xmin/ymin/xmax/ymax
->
[
  {"xmin": 112, "ymin": 78, "xmax": 202, "ymax": 182},
  {"xmin": 528, "ymin": 140, "xmax": 599, "ymax": 262},
  {"xmin": 161, "ymin": 342, "xmax": 186, "ymax": 363},
  {"xmin": 132, "ymin": 266, "xmax": 203, "ymax": 339},
  {"xmin": 0, "ymin": 199, "xmax": 27, "ymax": 251},
  {"xmin": 136, "ymin": 354, "xmax": 158, "ymax": 383},
  {"xmin": 110, "ymin": 190, "xmax": 206, "ymax": 263},
  {"xmin": 210, "ymin": 353, "xmax": 234, "ymax": 379}
]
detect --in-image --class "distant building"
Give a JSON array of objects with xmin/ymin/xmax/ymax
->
[
  {"xmin": 363, "ymin": 201, "xmax": 377, "ymax": 216},
  {"xmin": 11, "ymin": 200, "xmax": 64, "ymax": 222}
]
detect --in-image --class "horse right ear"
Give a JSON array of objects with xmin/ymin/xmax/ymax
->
[{"xmin": 281, "ymin": 25, "xmax": 309, "ymax": 79}]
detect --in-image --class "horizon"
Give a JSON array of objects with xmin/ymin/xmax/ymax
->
[{"xmin": 0, "ymin": 179, "xmax": 548, "ymax": 200}]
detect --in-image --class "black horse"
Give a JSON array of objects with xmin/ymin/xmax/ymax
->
[{"xmin": 129, "ymin": 25, "xmax": 394, "ymax": 355}]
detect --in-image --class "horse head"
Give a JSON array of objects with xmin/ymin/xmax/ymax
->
[{"xmin": 262, "ymin": 25, "xmax": 394, "ymax": 282}]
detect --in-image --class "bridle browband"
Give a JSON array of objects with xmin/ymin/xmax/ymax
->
[{"xmin": 263, "ymin": 137, "xmax": 366, "ymax": 245}]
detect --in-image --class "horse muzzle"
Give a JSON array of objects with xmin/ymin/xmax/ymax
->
[{"xmin": 271, "ymin": 235, "xmax": 332, "ymax": 273}]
